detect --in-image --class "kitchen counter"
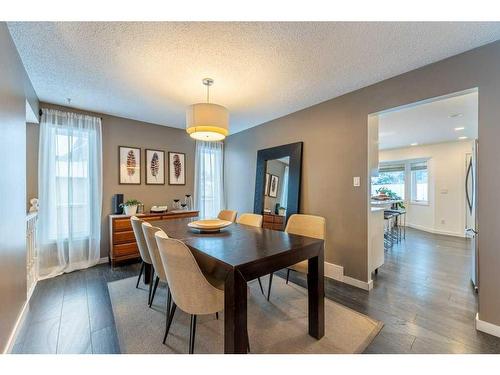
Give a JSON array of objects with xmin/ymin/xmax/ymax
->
[{"xmin": 371, "ymin": 199, "xmax": 403, "ymax": 207}]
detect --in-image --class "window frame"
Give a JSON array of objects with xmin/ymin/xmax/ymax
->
[
  {"xmin": 373, "ymin": 157, "xmax": 430, "ymax": 206},
  {"xmin": 409, "ymin": 159, "xmax": 430, "ymax": 205}
]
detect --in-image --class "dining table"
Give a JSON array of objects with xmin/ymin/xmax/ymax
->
[{"xmin": 153, "ymin": 217, "xmax": 325, "ymax": 354}]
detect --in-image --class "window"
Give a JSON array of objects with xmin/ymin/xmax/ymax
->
[
  {"xmin": 51, "ymin": 129, "xmax": 91, "ymax": 239},
  {"xmin": 194, "ymin": 141, "xmax": 224, "ymax": 218},
  {"xmin": 371, "ymin": 163, "xmax": 405, "ymax": 200},
  {"xmin": 410, "ymin": 161, "xmax": 429, "ymax": 203}
]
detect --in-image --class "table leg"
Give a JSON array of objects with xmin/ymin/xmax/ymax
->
[
  {"xmin": 144, "ymin": 263, "xmax": 152, "ymax": 285},
  {"xmin": 307, "ymin": 248, "xmax": 324, "ymax": 339},
  {"xmin": 224, "ymin": 269, "xmax": 248, "ymax": 353}
]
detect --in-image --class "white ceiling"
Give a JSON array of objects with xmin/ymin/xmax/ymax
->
[
  {"xmin": 378, "ymin": 90, "xmax": 478, "ymax": 150},
  {"xmin": 7, "ymin": 22, "xmax": 500, "ymax": 134}
]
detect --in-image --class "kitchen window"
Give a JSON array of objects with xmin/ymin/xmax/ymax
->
[
  {"xmin": 371, "ymin": 163, "xmax": 406, "ymax": 200},
  {"xmin": 410, "ymin": 161, "xmax": 429, "ymax": 204}
]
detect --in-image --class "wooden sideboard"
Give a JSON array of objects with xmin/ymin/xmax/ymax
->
[
  {"xmin": 109, "ymin": 210, "xmax": 199, "ymax": 266},
  {"xmin": 262, "ymin": 213, "xmax": 286, "ymax": 231}
]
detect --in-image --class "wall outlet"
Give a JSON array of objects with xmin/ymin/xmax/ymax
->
[{"xmin": 353, "ymin": 176, "xmax": 360, "ymax": 187}]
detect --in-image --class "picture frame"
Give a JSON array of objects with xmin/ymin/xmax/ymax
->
[
  {"xmin": 264, "ymin": 173, "xmax": 270, "ymax": 196},
  {"xmin": 119, "ymin": 146, "xmax": 141, "ymax": 184},
  {"xmin": 269, "ymin": 174, "xmax": 279, "ymax": 198},
  {"xmin": 145, "ymin": 149, "xmax": 165, "ymax": 185},
  {"xmin": 168, "ymin": 151, "xmax": 186, "ymax": 185}
]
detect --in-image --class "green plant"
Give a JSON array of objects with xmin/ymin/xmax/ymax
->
[
  {"xmin": 375, "ymin": 187, "xmax": 405, "ymax": 209},
  {"xmin": 120, "ymin": 199, "xmax": 141, "ymax": 207}
]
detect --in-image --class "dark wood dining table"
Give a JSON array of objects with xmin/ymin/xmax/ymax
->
[{"xmin": 153, "ymin": 217, "xmax": 325, "ymax": 354}]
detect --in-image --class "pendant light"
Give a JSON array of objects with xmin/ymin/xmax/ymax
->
[{"xmin": 186, "ymin": 78, "xmax": 229, "ymax": 141}]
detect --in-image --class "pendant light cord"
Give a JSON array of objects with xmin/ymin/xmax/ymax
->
[{"xmin": 206, "ymin": 84, "xmax": 210, "ymax": 103}]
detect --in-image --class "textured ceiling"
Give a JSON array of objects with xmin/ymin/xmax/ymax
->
[
  {"xmin": 378, "ymin": 90, "xmax": 478, "ymax": 150},
  {"xmin": 7, "ymin": 22, "xmax": 500, "ymax": 134}
]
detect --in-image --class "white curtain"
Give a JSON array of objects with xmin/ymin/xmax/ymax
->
[
  {"xmin": 194, "ymin": 141, "xmax": 225, "ymax": 219},
  {"xmin": 38, "ymin": 108, "xmax": 102, "ymax": 278}
]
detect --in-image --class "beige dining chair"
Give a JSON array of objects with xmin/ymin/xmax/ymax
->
[
  {"xmin": 155, "ymin": 231, "xmax": 225, "ymax": 354},
  {"xmin": 236, "ymin": 213, "xmax": 265, "ymax": 295},
  {"xmin": 236, "ymin": 213, "xmax": 263, "ymax": 227},
  {"xmin": 217, "ymin": 209, "xmax": 238, "ymax": 222},
  {"xmin": 267, "ymin": 214, "xmax": 326, "ymax": 301},
  {"xmin": 130, "ymin": 216, "xmax": 155, "ymax": 305},
  {"xmin": 142, "ymin": 222, "xmax": 169, "ymax": 308}
]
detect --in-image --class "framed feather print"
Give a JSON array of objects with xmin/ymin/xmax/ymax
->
[
  {"xmin": 145, "ymin": 149, "xmax": 165, "ymax": 185},
  {"xmin": 168, "ymin": 151, "xmax": 186, "ymax": 185},
  {"xmin": 269, "ymin": 174, "xmax": 279, "ymax": 198},
  {"xmin": 264, "ymin": 173, "xmax": 270, "ymax": 196},
  {"xmin": 119, "ymin": 146, "xmax": 141, "ymax": 184}
]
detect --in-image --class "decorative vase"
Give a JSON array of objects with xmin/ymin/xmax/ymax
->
[{"xmin": 124, "ymin": 205, "xmax": 138, "ymax": 216}]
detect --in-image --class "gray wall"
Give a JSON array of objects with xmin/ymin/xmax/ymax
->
[
  {"xmin": 225, "ymin": 40, "xmax": 500, "ymax": 327},
  {"xmin": 27, "ymin": 103, "xmax": 196, "ymax": 258},
  {"xmin": 0, "ymin": 23, "xmax": 38, "ymax": 351}
]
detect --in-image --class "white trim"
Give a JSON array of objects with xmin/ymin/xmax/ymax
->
[
  {"xmin": 324, "ymin": 261, "xmax": 343, "ymax": 281},
  {"xmin": 344, "ymin": 275, "xmax": 373, "ymax": 291},
  {"xmin": 407, "ymin": 223, "xmax": 464, "ymax": 238},
  {"xmin": 2, "ymin": 278, "xmax": 37, "ymax": 354},
  {"xmin": 324, "ymin": 261, "xmax": 373, "ymax": 291},
  {"xmin": 476, "ymin": 313, "xmax": 500, "ymax": 338}
]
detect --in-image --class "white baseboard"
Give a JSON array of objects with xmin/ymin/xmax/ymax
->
[
  {"xmin": 2, "ymin": 278, "xmax": 37, "ymax": 354},
  {"xmin": 407, "ymin": 223, "xmax": 464, "ymax": 238},
  {"xmin": 476, "ymin": 313, "xmax": 500, "ymax": 338},
  {"xmin": 324, "ymin": 261, "xmax": 373, "ymax": 291},
  {"xmin": 324, "ymin": 262, "xmax": 343, "ymax": 280}
]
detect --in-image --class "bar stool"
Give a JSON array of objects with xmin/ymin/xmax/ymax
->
[
  {"xmin": 383, "ymin": 212, "xmax": 395, "ymax": 250},
  {"xmin": 386, "ymin": 208, "xmax": 406, "ymax": 242}
]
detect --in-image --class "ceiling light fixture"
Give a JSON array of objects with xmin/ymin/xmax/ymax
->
[
  {"xmin": 449, "ymin": 113, "xmax": 463, "ymax": 118},
  {"xmin": 454, "ymin": 127, "xmax": 465, "ymax": 131},
  {"xmin": 186, "ymin": 78, "xmax": 229, "ymax": 141},
  {"xmin": 410, "ymin": 142, "xmax": 418, "ymax": 146},
  {"xmin": 458, "ymin": 136, "xmax": 468, "ymax": 140}
]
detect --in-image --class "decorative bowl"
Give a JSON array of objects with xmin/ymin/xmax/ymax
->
[{"xmin": 187, "ymin": 219, "xmax": 232, "ymax": 233}]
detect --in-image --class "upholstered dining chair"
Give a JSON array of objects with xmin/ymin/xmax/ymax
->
[
  {"xmin": 236, "ymin": 213, "xmax": 265, "ymax": 295},
  {"xmin": 266, "ymin": 214, "xmax": 326, "ymax": 301},
  {"xmin": 155, "ymin": 231, "xmax": 225, "ymax": 354},
  {"xmin": 217, "ymin": 209, "xmax": 238, "ymax": 222},
  {"xmin": 130, "ymin": 216, "xmax": 155, "ymax": 305},
  {"xmin": 236, "ymin": 213, "xmax": 263, "ymax": 227},
  {"xmin": 142, "ymin": 222, "xmax": 169, "ymax": 308}
]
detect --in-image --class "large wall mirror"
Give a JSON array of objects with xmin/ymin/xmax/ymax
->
[{"xmin": 254, "ymin": 142, "xmax": 303, "ymax": 223}]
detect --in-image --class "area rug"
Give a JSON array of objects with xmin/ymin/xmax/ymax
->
[{"xmin": 108, "ymin": 275, "xmax": 383, "ymax": 354}]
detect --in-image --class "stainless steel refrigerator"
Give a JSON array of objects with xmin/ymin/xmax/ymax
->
[{"xmin": 465, "ymin": 140, "xmax": 478, "ymax": 292}]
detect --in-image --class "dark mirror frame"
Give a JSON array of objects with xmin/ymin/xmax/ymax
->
[{"xmin": 254, "ymin": 142, "xmax": 303, "ymax": 222}]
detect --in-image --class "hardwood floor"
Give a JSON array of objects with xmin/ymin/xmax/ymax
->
[{"xmin": 12, "ymin": 228, "xmax": 500, "ymax": 353}]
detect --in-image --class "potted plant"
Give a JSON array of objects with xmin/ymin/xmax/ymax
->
[{"xmin": 120, "ymin": 199, "xmax": 141, "ymax": 215}]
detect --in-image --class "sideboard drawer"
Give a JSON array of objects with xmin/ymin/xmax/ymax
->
[
  {"xmin": 113, "ymin": 242, "xmax": 139, "ymax": 258},
  {"xmin": 113, "ymin": 230, "xmax": 136, "ymax": 244},
  {"xmin": 114, "ymin": 218, "xmax": 132, "ymax": 232}
]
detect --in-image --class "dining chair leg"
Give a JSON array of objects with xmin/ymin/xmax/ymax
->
[
  {"xmin": 149, "ymin": 276, "xmax": 160, "ymax": 307},
  {"xmin": 163, "ymin": 303, "xmax": 177, "ymax": 344},
  {"xmin": 136, "ymin": 261, "xmax": 144, "ymax": 288},
  {"xmin": 148, "ymin": 267, "xmax": 155, "ymax": 305},
  {"xmin": 257, "ymin": 277, "xmax": 264, "ymax": 295},
  {"xmin": 189, "ymin": 314, "xmax": 197, "ymax": 354},
  {"xmin": 286, "ymin": 269, "xmax": 291, "ymax": 284},
  {"xmin": 166, "ymin": 286, "xmax": 171, "ymax": 316},
  {"xmin": 215, "ymin": 312, "xmax": 219, "ymax": 320},
  {"xmin": 267, "ymin": 273, "xmax": 273, "ymax": 301}
]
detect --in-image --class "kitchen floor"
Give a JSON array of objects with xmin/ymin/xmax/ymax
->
[{"xmin": 11, "ymin": 228, "xmax": 500, "ymax": 353}]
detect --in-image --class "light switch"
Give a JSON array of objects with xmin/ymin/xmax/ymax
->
[{"xmin": 353, "ymin": 176, "xmax": 361, "ymax": 187}]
